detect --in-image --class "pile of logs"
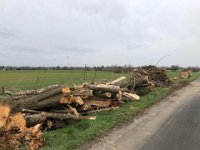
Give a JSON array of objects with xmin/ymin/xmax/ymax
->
[
  {"xmin": 0, "ymin": 77, "xmax": 141, "ymax": 149},
  {"xmin": 0, "ymin": 66, "xmax": 170, "ymax": 149}
]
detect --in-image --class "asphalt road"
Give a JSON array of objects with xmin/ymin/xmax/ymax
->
[{"xmin": 83, "ymin": 78, "xmax": 200, "ymax": 150}]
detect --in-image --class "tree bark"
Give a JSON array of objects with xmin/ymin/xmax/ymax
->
[
  {"xmin": 81, "ymin": 107, "xmax": 119, "ymax": 115},
  {"xmin": 6, "ymin": 87, "xmax": 66, "ymax": 112},
  {"xmin": 25, "ymin": 112, "xmax": 96, "ymax": 126},
  {"xmin": 84, "ymin": 84, "xmax": 120, "ymax": 93},
  {"xmin": 92, "ymin": 90, "xmax": 112, "ymax": 98}
]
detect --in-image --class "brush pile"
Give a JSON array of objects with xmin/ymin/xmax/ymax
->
[{"xmin": 119, "ymin": 65, "xmax": 170, "ymax": 95}]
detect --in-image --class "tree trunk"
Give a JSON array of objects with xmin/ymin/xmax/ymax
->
[
  {"xmin": 25, "ymin": 112, "xmax": 96, "ymax": 126},
  {"xmin": 81, "ymin": 107, "xmax": 119, "ymax": 115},
  {"xmin": 84, "ymin": 84, "xmax": 120, "ymax": 93},
  {"xmin": 6, "ymin": 87, "xmax": 66, "ymax": 112}
]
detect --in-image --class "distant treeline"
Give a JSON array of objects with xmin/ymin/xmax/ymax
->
[{"xmin": 0, "ymin": 65, "xmax": 199, "ymax": 73}]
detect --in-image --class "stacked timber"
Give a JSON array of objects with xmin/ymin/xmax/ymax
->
[{"xmin": 3, "ymin": 76, "xmax": 140, "ymax": 128}]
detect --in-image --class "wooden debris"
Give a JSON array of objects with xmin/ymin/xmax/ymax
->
[
  {"xmin": 1, "ymin": 76, "xmax": 144, "ymax": 149},
  {"xmin": 116, "ymin": 91, "xmax": 122, "ymax": 101},
  {"xmin": 4, "ymin": 112, "xmax": 26, "ymax": 131},
  {"xmin": 0, "ymin": 105, "xmax": 44, "ymax": 150},
  {"xmin": 83, "ymin": 99, "xmax": 112, "ymax": 108},
  {"xmin": 106, "ymin": 76, "xmax": 126, "ymax": 85},
  {"xmin": 0, "ymin": 105, "xmax": 10, "ymax": 129},
  {"xmin": 60, "ymin": 96, "xmax": 84, "ymax": 105},
  {"xmin": 81, "ymin": 107, "xmax": 119, "ymax": 115},
  {"xmin": 25, "ymin": 112, "xmax": 96, "ymax": 122},
  {"xmin": 68, "ymin": 105, "xmax": 80, "ymax": 117},
  {"xmin": 92, "ymin": 90, "xmax": 112, "ymax": 98},
  {"xmin": 119, "ymin": 65, "xmax": 170, "ymax": 95},
  {"xmin": 123, "ymin": 92, "xmax": 140, "ymax": 101},
  {"xmin": 84, "ymin": 84, "xmax": 120, "ymax": 93},
  {"xmin": 180, "ymin": 70, "xmax": 192, "ymax": 79}
]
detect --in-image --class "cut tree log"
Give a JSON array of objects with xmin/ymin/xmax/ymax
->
[
  {"xmin": 106, "ymin": 76, "xmax": 126, "ymax": 85},
  {"xmin": 25, "ymin": 113, "xmax": 47, "ymax": 127},
  {"xmin": 92, "ymin": 90, "xmax": 112, "ymax": 98},
  {"xmin": 49, "ymin": 109, "xmax": 74, "ymax": 114},
  {"xmin": 83, "ymin": 99, "xmax": 112, "ymax": 108},
  {"xmin": 68, "ymin": 105, "xmax": 79, "ymax": 117},
  {"xmin": 78, "ymin": 89, "xmax": 93, "ymax": 99},
  {"xmin": 37, "ymin": 85, "xmax": 62, "ymax": 94},
  {"xmin": 84, "ymin": 84, "xmax": 120, "ymax": 93},
  {"xmin": 116, "ymin": 91, "xmax": 122, "ymax": 101},
  {"xmin": 6, "ymin": 87, "xmax": 70, "ymax": 112},
  {"xmin": 78, "ymin": 104, "xmax": 92, "ymax": 112},
  {"xmin": 122, "ymin": 92, "xmax": 140, "ymax": 101},
  {"xmin": 25, "ymin": 112, "xmax": 96, "ymax": 124},
  {"xmin": 23, "ymin": 108, "xmax": 75, "ymax": 116},
  {"xmin": 81, "ymin": 107, "xmax": 119, "ymax": 115},
  {"xmin": 60, "ymin": 96, "xmax": 83, "ymax": 105},
  {"xmin": 23, "ymin": 109, "xmax": 96, "ymax": 126}
]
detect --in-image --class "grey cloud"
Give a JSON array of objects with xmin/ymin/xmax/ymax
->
[
  {"xmin": 0, "ymin": 27, "xmax": 15, "ymax": 39},
  {"xmin": 52, "ymin": 46, "xmax": 97, "ymax": 54},
  {"xmin": 0, "ymin": 0, "xmax": 200, "ymax": 66},
  {"xmin": 125, "ymin": 44, "xmax": 151, "ymax": 51}
]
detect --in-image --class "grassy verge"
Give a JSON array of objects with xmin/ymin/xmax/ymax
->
[{"xmin": 41, "ymin": 72, "xmax": 200, "ymax": 150}]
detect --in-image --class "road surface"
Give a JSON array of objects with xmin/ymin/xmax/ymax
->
[{"xmin": 83, "ymin": 78, "xmax": 200, "ymax": 150}]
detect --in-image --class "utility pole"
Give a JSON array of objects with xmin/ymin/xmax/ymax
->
[{"xmin": 66, "ymin": 56, "xmax": 69, "ymax": 68}]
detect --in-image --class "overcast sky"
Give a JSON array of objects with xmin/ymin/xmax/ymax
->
[{"xmin": 0, "ymin": 0, "xmax": 200, "ymax": 67}]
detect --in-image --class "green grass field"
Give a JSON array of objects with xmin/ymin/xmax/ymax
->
[
  {"xmin": 0, "ymin": 70, "xmax": 200, "ymax": 150},
  {"xmin": 0, "ymin": 70, "xmax": 127, "ymax": 90},
  {"xmin": 1, "ymin": 70, "xmax": 198, "ymax": 90}
]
